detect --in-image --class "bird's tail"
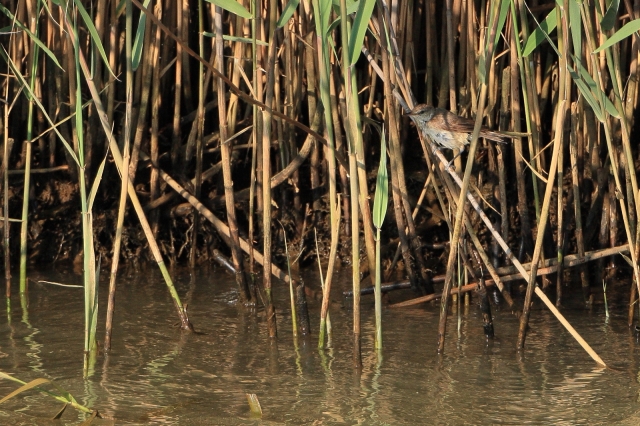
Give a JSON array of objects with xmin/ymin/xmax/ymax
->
[{"xmin": 480, "ymin": 130, "xmax": 508, "ymax": 144}]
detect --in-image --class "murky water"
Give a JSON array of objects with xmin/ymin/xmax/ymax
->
[{"xmin": 0, "ymin": 266, "xmax": 639, "ymax": 425}]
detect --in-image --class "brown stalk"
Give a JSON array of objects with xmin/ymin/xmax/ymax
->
[
  {"xmin": 261, "ymin": 2, "xmax": 278, "ymax": 338},
  {"xmin": 509, "ymin": 17, "xmax": 533, "ymax": 259},
  {"xmin": 377, "ymin": 26, "xmax": 420, "ymax": 293},
  {"xmin": 430, "ymin": 142, "xmax": 605, "ymax": 365},
  {"xmin": 445, "ymin": 0, "xmax": 457, "ymax": 112},
  {"xmin": 569, "ymin": 102, "xmax": 590, "ymax": 303},
  {"xmin": 127, "ymin": 12, "xmax": 153, "ymax": 182},
  {"xmin": 425, "ymin": 0, "xmax": 435, "ymax": 105},
  {"xmin": 215, "ymin": 5, "xmax": 250, "ymax": 303},
  {"xmin": 105, "ymin": 0, "xmax": 134, "ymax": 351},
  {"xmin": 189, "ymin": 1, "xmax": 205, "ymax": 269},
  {"xmin": 170, "ymin": 0, "xmax": 184, "ymax": 171},
  {"xmin": 517, "ymin": 10, "xmax": 569, "ymax": 347},
  {"xmin": 329, "ymin": 66, "xmax": 349, "ymax": 235},
  {"xmin": 435, "ymin": 1, "xmax": 503, "ymax": 352},
  {"xmin": 149, "ymin": 1, "xmax": 163, "ymax": 237}
]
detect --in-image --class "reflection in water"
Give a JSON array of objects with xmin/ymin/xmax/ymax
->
[{"xmin": 0, "ymin": 266, "xmax": 638, "ymax": 424}]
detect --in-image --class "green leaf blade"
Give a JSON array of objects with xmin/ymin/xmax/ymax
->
[
  {"xmin": 372, "ymin": 131, "xmax": 389, "ymax": 230},
  {"xmin": 277, "ymin": 0, "xmax": 301, "ymax": 28},
  {"xmin": 523, "ymin": 9, "xmax": 558, "ymax": 57},
  {"xmin": 593, "ymin": 19, "xmax": 640, "ymax": 53},
  {"xmin": 348, "ymin": 0, "xmax": 376, "ymax": 65},
  {"xmin": 600, "ymin": 0, "xmax": 620, "ymax": 31},
  {"xmin": 74, "ymin": 0, "xmax": 115, "ymax": 77},
  {"xmin": 205, "ymin": 0, "xmax": 252, "ymax": 19}
]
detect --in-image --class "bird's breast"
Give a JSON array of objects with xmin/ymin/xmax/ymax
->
[{"xmin": 425, "ymin": 128, "xmax": 465, "ymax": 150}]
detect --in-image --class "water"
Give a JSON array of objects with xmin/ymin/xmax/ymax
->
[{"xmin": 0, "ymin": 266, "xmax": 639, "ymax": 424}]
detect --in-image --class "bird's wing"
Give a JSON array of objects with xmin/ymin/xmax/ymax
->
[{"xmin": 437, "ymin": 108, "xmax": 477, "ymax": 133}]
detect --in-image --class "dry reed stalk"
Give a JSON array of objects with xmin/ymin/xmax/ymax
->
[
  {"xmin": 2, "ymin": 106, "xmax": 12, "ymax": 294},
  {"xmin": 225, "ymin": 12, "xmax": 244, "ymax": 136},
  {"xmin": 319, "ymin": 197, "xmax": 340, "ymax": 348},
  {"xmin": 105, "ymin": 0, "xmax": 135, "ymax": 351},
  {"xmin": 555, "ymin": 7, "xmax": 571, "ymax": 307},
  {"xmin": 434, "ymin": 0, "xmax": 503, "ymax": 351},
  {"xmin": 508, "ymin": 17, "xmax": 533, "ymax": 259},
  {"xmin": 424, "ymin": 0, "xmax": 435, "ymax": 105},
  {"xmin": 127, "ymin": 12, "xmax": 152, "ymax": 182},
  {"xmin": 376, "ymin": 0, "xmax": 428, "ymax": 293},
  {"xmin": 380, "ymin": 32, "xmax": 420, "ymax": 293},
  {"xmin": 568, "ymin": 102, "xmax": 590, "ymax": 301},
  {"xmin": 106, "ymin": 0, "xmax": 118, "ymax": 140},
  {"xmin": 497, "ymin": 70, "xmax": 510, "ymax": 268},
  {"xmin": 390, "ymin": 244, "xmax": 631, "ymax": 307},
  {"xmin": 215, "ymin": 5, "xmax": 249, "ymax": 303},
  {"xmin": 247, "ymin": 0, "xmax": 262, "ymax": 282},
  {"xmin": 261, "ymin": 1, "xmax": 278, "ymax": 337},
  {"xmin": 149, "ymin": 1, "xmax": 163, "ymax": 238},
  {"xmin": 170, "ymin": 0, "xmax": 184, "ymax": 170},
  {"xmin": 427, "ymin": 144, "xmax": 605, "ymax": 365},
  {"xmin": 517, "ymin": 24, "xmax": 569, "ymax": 343},
  {"xmin": 445, "ymin": 0, "xmax": 457, "ymax": 112},
  {"xmin": 188, "ymin": 0, "xmax": 205, "ymax": 269},
  {"xmin": 513, "ymin": 1, "xmax": 543, "ymax": 250},
  {"xmin": 328, "ymin": 67, "xmax": 349, "ymax": 237}
]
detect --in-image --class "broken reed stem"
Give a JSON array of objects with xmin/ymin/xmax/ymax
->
[
  {"xmin": 429, "ymin": 144, "xmax": 606, "ymax": 366},
  {"xmin": 390, "ymin": 244, "xmax": 630, "ymax": 308}
]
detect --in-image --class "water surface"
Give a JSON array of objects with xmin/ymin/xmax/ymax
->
[{"xmin": 0, "ymin": 266, "xmax": 638, "ymax": 424}]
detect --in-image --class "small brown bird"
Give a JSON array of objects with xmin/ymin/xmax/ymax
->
[{"xmin": 407, "ymin": 104, "xmax": 507, "ymax": 161}]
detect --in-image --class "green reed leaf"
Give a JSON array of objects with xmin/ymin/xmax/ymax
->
[
  {"xmin": 593, "ymin": 19, "xmax": 640, "ymax": 53},
  {"xmin": 568, "ymin": 67, "xmax": 604, "ymax": 122},
  {"xmin": 568, "ymin": 0, "xmax": 582, "ymax": 62},
  {"xmin": 348, "ymin": 0, "xmax": 376, "ymax": 65},
  {"xmin": 132, "ymin": 0, "xmax": 152, "ymax": 71},
  {"xmin": 600, "ymin": 0, "xmax": 619, "ymax": 31},
  {"xmin": 373, "ymin": 130, "xmax": 389, "ymax": 230},
  {"xmin": 523, "ymin": 9, "xmax": 557, "ymax": 56},
  {"xmin": 205, "ymin": 0, "xmax": 252, "ymax": 19},
  {"xmin": 277, "ymin": 0, "xmax": 300, "ymax": 28},
  {"xmin": 0, "ymin": 4, "xmax": 62, "ymax": 70},
  {"xmin": 74, "ymin": 0, "xmax": 115, "ymax": 77}
]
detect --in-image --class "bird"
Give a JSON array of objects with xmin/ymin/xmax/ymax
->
[{"xmin": 407, "ymin": 104, "xmax": 508, "ymax": 164}]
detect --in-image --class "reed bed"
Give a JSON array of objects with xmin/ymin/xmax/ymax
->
[{"xmin": 0, "ymin": 0, "xmax": 638, "ymax": 366}]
